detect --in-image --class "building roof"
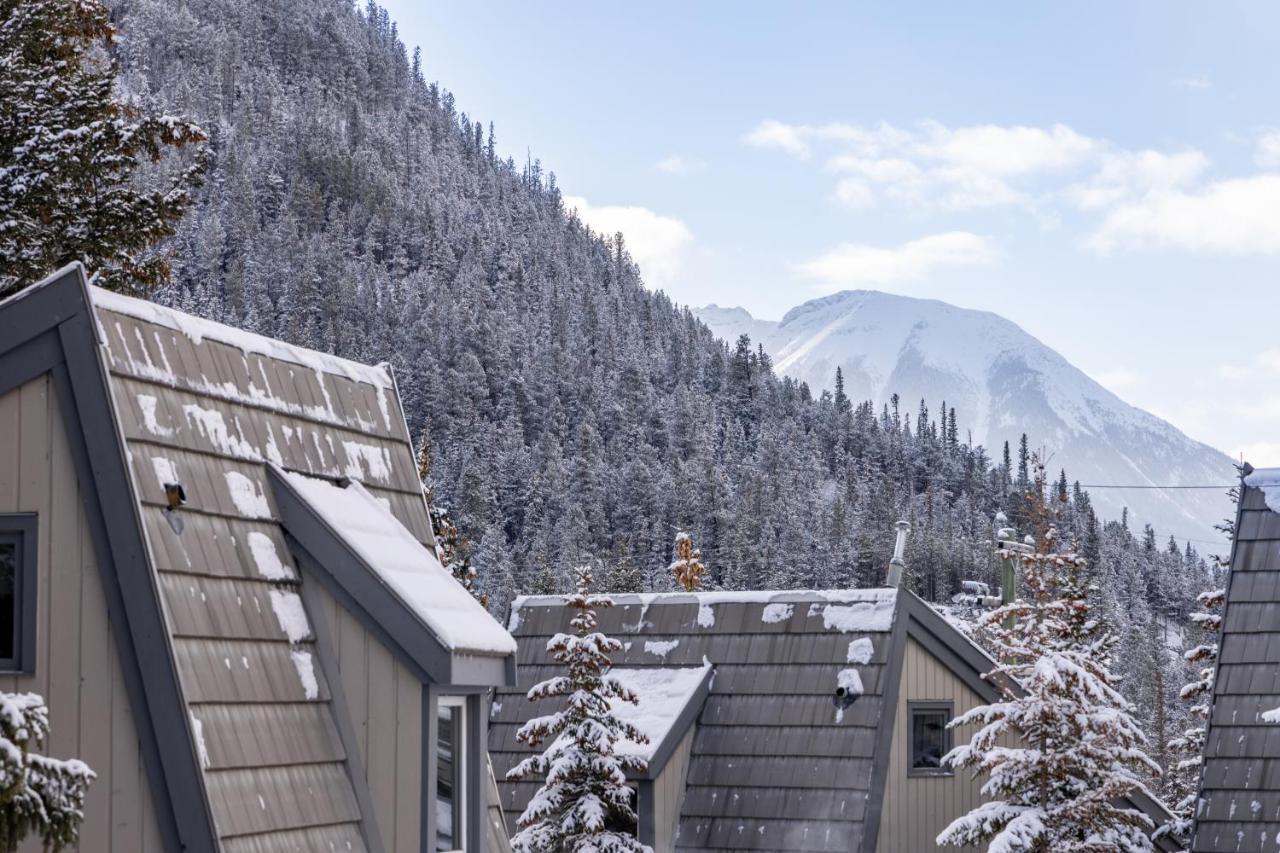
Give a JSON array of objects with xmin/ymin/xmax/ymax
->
[
  {"xmin": 0, "ymin": 265, "xmax": 517, "ymax": 853},
  {"xmin": 1193, "ymin": 466, "xmax": 1280, "ymax": 853},
  {"xmin": 493, "ymin": 588, "xmax": 956, "ymax": 852}
]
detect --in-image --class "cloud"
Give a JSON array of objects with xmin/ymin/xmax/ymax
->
[
  {"xmin": 1175, "ymin": 75, "xmax": 1212, "ymax": 91},
  {"xmin": 750, "ymin": 120, "xmax": 1100, "ymax": 210},
  {"xmin": 655, "ymin": 155, "xmax": 706, "ymax": 175},
  {"xmin": 1260, "ymin": 349, "xmax": 1280, "ymax": 371},
  {"xmin": 795, "ymin": 232, "xmax": 996, "ymax": 288},
  {"xmin": 561, "ymin": 196, "xmax": 693, "ymax": 290},
  {"xmin": 1064, "ymin": 149, "xmax": 1208, "ymax": 210},
  {"xmin": 743, "ymin": 120, "xmax": 813, "ymax": 158},
  {"xmin": 1240, "ymin": 441, "xmax": 1280, "ymax": 467},
  {"xmin": 1085, "ymin": 174, "xmax": 1280, "ymax": 254},
  {"xmin": 1256, "ymin": 130, "xmax": 1280, "ymax": 169}
]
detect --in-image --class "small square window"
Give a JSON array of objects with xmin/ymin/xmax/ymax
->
[
  {"xmin": 909, "ymin": 702, "xmax": 953, "ymax": 775},
  {"xmin": 0, "ymin": 515, "xmax": 36, "ymax": 675}
]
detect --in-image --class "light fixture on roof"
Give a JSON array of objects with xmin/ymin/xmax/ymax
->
[{"xmin": 163, "ymin": 481, "xmax": 187, "ymax": 535}]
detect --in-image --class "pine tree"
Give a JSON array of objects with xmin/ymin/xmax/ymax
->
[
  {"xmin": 938, "ymin": 459, "xmax": 1160, "ymax": 852},
  {"xmin": 0, "ymin": 692, "xmax": 95, "ymax": 851},
  {"xmin": 506, "ymin": 566, "xmax": 652, "ymax": 853},
  {"xmin": 670, "ymin": 531, "xmax": 705, "ymax": 592},
  {"xmin": 417, "ymin": 432, "xmax": 484, "ymax": 605},
  {"xmin": 0, "ymin": 0, "xmax": 206, "ymax": 297}
]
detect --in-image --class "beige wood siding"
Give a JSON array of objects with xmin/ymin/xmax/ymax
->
[
  {"xmin": 311, "ymin": 581, "xmax": 423, "ymax": 853},
  {"xmin": 653, "ymin": 727, "xmax": 695, "ymax": 853},
  {"xmin": 876, "ymin": 637, "xmax": 996, "ymax": 853},
  {"xmin": 0, "ymin": 376, "xmax": 165, "ymax": 852}
]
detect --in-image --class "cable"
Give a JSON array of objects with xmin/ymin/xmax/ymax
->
[{"xmin": 1075, "ymin": 484, "xmax": 1234, "ymax": 490}]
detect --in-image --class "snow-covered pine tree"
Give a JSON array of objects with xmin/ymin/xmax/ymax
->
[
  {"xmin": 937, "ymin": 458, "xmax": 1160, "ymax": 852},
  {"xmin": 416, "ymin": 432, "xmax": 484, "ymax": 605},
  {"xmin": 506, "ymin": 565, "xmax": 652, "ymax": 853},
  {"xmin": 670, "ymin": 531, "xmax": 705, "ymax": 592},
  {"xmin": 0, "ymin": 691, "xmax": 95, "ymax": 851},
  {"xmin": 0, "ymin": 0, "xmax": 206, "ymax": 297}
]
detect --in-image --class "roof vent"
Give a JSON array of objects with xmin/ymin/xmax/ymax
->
[
  {"xmin": 885, "ymin": 520, "xmax": 910, "ymax": 587},
  {"xmin": 162, "ymin": 481, "xmax": 186, "ymax": 535}
]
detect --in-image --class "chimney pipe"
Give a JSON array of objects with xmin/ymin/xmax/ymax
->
[{"xmin": 885, "ymin": 520, "xmax": 910, "ymax": 587}]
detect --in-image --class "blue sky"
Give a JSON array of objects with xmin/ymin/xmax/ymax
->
[{"xmin": 382, "ymin": 1, "xmax": 1280, "ymax": 466}]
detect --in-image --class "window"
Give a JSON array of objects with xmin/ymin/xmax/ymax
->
[
  {"xmin": 909, "ymin": 701, "xmax": 953, "ymax": 775},
  {"xmin": 436, "ymin": 696, "xmax": 467, "ymax": 852},
  {"xmin": 0, "ymin": 515, "xmax": 36, "ymax": 674}
]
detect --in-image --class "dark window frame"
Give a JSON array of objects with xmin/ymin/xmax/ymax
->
[
  {"xmin": 907, "ymin": 700, "xmax": 954, "ymax": 777},
  {"xmin": 0, "ymin": 514, "xmax": 37, "ymax": 675}
]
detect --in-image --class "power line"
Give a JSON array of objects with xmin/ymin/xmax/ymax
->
[{"xmin": 1074, "ymin": 484, "xmax": 1233, "ymax": 490}]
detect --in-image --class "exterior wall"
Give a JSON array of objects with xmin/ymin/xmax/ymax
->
[
  {"xmin": 653, "ymin": 727, "xmax": 695, "ymax": 853},
  {"xmin": 0, "ymin": 375, "xmax": 165, "ymax": 852},
  {"xmin": 311, "ymin": 581, "xmax": 423, "ymax": 853},
  {"xmin": 876, "ymin": 637, "xmax": 994, "ymax": 853}
]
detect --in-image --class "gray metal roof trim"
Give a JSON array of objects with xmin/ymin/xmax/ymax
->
[
  {"xmin": 268, "ymin": 464, "xmax": 515, "ymax": 687},
  {"xmin": 0, "ymin": 264, "xmax": 218, "ymax": 853}
]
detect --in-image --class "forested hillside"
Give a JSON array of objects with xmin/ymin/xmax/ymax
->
[{"xmin": 111, "ymin": 0, "xmax": 1225, "ymax": 792}]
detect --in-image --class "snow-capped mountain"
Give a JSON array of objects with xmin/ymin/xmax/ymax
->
[{"xmin": 696, "ymin": 291, "xmax": 1234, "ymax": 542}]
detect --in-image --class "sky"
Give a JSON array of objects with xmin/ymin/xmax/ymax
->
[{"xmin": 382, "ymin": 1, "xmax": 1280, "ymax": 466}]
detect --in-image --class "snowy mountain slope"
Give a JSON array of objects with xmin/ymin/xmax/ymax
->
[{"xmin": 697, "ymin": 292, "xmax": 1235, "ymax": 541}]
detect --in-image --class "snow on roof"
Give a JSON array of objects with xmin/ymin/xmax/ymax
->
[
  {"xmin": 512, "ymin": 587, "xmax": 897, "ymax": 610},
  {"xmin": 1245, "ymin": 467, "xmax": 1280, "ymax": 514},
  {"xmin": 281, "ymin": 471, "xmax": 517, "ymax": 656},
  {"xmin": 91, "ymin": 285, "xmax": 393, "ymax": 389},
  {"xmin": 607, "ymin": 662, "xmax": 712, "ymax": 761}
]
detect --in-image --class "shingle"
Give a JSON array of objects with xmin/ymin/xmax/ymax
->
[
  {"xmin": 192, "ymin": 702, "xmax": 345, "ymax": 770},
  {"xmin": 220, "ymin": 824, "xmax": 367, "ymax": 853},
  {"xmin": 204, "ymin": 763, "xmax": 360, "ymax": 837}
]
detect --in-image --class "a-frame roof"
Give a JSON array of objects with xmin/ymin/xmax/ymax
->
[
  {"xmin": 0, "ymin": 265, "xmax": 515, "ymax": 852},
  {"xmin": 493, "ymin": 587, "xmax": 1000, "ymax": 852},
  {"xmin": 1193, "ymin": 466, "xmax": 1280, "ymax": 852}
]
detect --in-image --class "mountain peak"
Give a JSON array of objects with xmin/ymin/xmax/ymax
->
[{"xmin": 695, "ymin": 292, "xmax": 1232, "ymax": 541}]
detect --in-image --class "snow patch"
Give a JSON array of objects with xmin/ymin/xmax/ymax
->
[
  {"xmin": 225, "ymin": 471, "xmax": 270, "ymax": 518},
  {"xmin": 269, "ymin": 590, "xmax": 310, "ymax": 643},
  {"xmin": 1261, "ymin": 706, "xmax": 1280, "ymax": 724},
  {"xmin": 151, "ymin": 456, "xmax": 178, "ymax": 488},
  {"xmin": 846, "ymin": 637, "xmax": 875, "ymax": 665},
  {"xmin": 837, "ymin": 668, "xmax": 864, "ymax": 696},
  {"xmin": 190, "ymin": 712, "xmax": 210, "ymax": 769},
  {"xmin": 644, "ymin": 639, "xmax": 680, "ymax": 660},
  {"xmin": 1246, "ymin": 468, "xmax": 1280, "ymax": 514},
  {"xmin": 137, "ymin": 394, "xmax": 172, "ymax": 436},
  {"xmin": 823, "ymin": 599, "xmax": 896, "ymax": 633},
  {"xmin": 697, "ymin": 604, "xmax": 715, "ymax": 628},
  {"xmin": 761, "ymin": 603, "xmax": 794, "ymax": 624},
  {"xmin": 342, "ymin": 440, "xmax": 392, "ymax": 483},
  {"xmin": 291, "ymin": 650, "xmax": 319, "ymax": 700},
  {"xmin": 184, "ymin": 404, "xmax": 260, "ymax": 459},
  {"xmin": 247, "ymin": 531, "xmax": 290, "ymax": 580}
]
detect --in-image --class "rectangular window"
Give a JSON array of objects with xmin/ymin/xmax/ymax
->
[
  {"xmin": 909, "ymin": 701, "xmax": 953, "ymax": 775},
  {"xmin": 436, "ymin": 696, "xmax": 467, "ymax": 852},
  {"xmin": 0, "ymin": 515, "xmax": 36, "ymax": 674}
]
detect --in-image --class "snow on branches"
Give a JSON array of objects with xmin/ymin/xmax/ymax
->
[
  {"xmin": 669, "ymin": 532, "xmax": 705, "ymax": 593},
  {"xmin": 937, "ymin": 459, "xmax": 1160, "ymax": 852},
  {"xmin": 0, "ymin": 0, "xmax": 207, "ymax": 297},
  {"xmin": 506, "ymin": 565, "xmax": 653, "ymax": 853},
  {"xmin": 0, "ymin": 692, "xmax": 94, "ymax": 851}
]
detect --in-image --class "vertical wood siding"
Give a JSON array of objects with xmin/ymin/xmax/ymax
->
[
  {"xmin": 313, "ymin": 582, "xmax": 423, "ymax": 853},
  {"xmin": 876, "ymin": 637, "xmax": 995, "ymax": 853},
  {"xmin": 654, "ymin": 727, "xmax": 695, "ymax": 853},
  {"xmin": 0, "ymin": 376, "xmax": 164, "ymax": 852}
]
